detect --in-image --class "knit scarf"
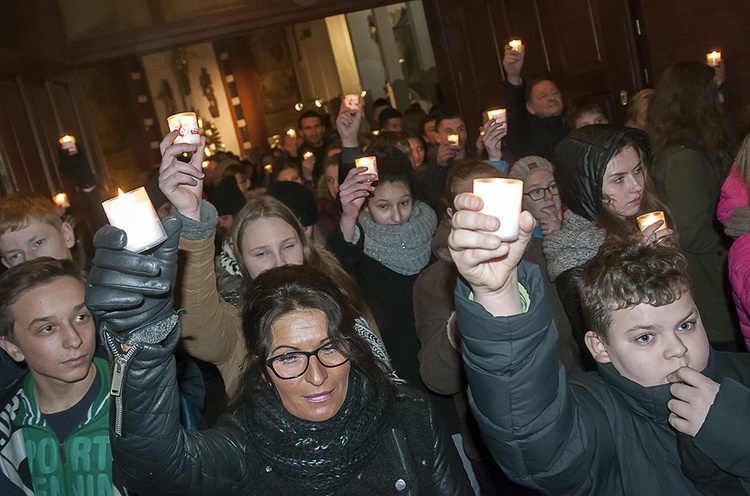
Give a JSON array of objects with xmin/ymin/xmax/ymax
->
[
  {"xmin": 244, "ymin": 369, "xmax": 393, "ymax": 493},
  {"xmin": 543, "ymin": 210, "xmax": 606, "ymax": 281},
  {"xmin": 357, "ymin": 200, "xmax": 437, "ymax": 276}
]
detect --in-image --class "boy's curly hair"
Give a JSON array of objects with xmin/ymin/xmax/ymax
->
[{"xmin": 579, "ymin": 235, "xmax": 691, "ymax": 342}]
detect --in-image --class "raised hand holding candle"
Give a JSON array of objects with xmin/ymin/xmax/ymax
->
[
  {"xmin": 167, "ymin": 112, "xmax": 201, "ymax": 145},
  {"xmin": 102, "ymin": 187, "xmax": 167, "ymax": 253},
  {"xmin": 637, "ymin": 211, "xmax": 667, "ymax": 232},
  {"xmin": 447, "ymin": 133, "xmax": 460, "ymax": 146},
  {"xmin": 355, "ymin": 156, "xmax": 378, "ymax": 178},
  {"xmin": 706, "ymin": 51, "xmax": 722, "ymax": 67},
  {"xmin": 509, "ymin": 39, "xmax": 524, "ymax": 52},
  {"xmin": 59, "ymin": 135, "xmax": 77, "ymax": 155},
  {"xmin": 473, "ymin": 178, "xmax": 523, "ymax": 241},
  {"xmin": 52, "ymin": 193, "xmax": 70, "ymax": 209}
]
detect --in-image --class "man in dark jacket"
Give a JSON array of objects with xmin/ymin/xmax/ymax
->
[
  {"xmin": 502, "ymin": 43, "xmax": 569, "ymax": 161},
  {"xmin": 449, "ymin": 193, "xmax": 750, "ymax": 494}
]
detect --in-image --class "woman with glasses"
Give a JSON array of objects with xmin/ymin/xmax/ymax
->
[
  {"xmin": 89, "ymin": 253, "xmax": 472, "ymax": 494},
  {"xmin": 542, "ymin": 125, "xmax": 672, "ymax": 370}
]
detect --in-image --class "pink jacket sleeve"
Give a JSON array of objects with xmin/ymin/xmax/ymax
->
[
  {"xmin": 728, "ymin": 233, "xmax": 750, "ymax": 349},
  {"xmin": 717, "ymin": 164, "xmax": 748, "ymax": 224}
]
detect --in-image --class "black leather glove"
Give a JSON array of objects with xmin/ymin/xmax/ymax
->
[{"xmin": 86, "ymin": 216, "xmax": 182, "ymax": 344}]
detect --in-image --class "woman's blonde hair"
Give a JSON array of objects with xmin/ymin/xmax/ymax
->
[{"xmin": 230, "ymin": 196, "xmax": 380, "ymax": 336}]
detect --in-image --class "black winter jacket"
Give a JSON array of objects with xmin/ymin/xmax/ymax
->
[
  {"xmin": 105, "ymin": 324, "xmax": 471, "ymax": 496},
  {"xmin": 456, "ymin": 260, "xmax": 750, "ymax": 494}
]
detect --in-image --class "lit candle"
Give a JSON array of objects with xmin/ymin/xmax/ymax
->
[
  {"xmin": 372, "ymin": 130, "xmax": 380, "ymax": 136},
  {"xmin": 486, "ymin": 108, "xmax": 507, "ymax": 129},
  {"xmin": 167, "ymin": 112, "xmax": 201, "ymax": 145},
  {"xmin": 637, "ymin": 211, "xmax": 667, "ymax": 232},
  {"xmin": 264, "ymin": 164, "xmax": 273, "ymax": 173},
  {"xmin": 473, "ymin": 178, "xmax": 523, "ymax": 241},
  {"xmin": 344, "ymin": 93, "xmax": 361, "ymax": 111},
  {"xmin": 303, "ymin": 151, "xmax": 314, "ymax": 160},
  {"xmin": 509, "ymin": 39, "xmax": 524, "ymax": 52},
  {"xmin": 59, "ymin": 135, "xmax": 77, "ymax": 155},
  {"xmin": 355, "ymin": 156, "xmax": 378, "ymax": 178},
  {"xmin": 479, "ymin": 126, "xmax": 485, "ymax": 137},
  {"xmin": 102, "ymin": 187, "xmax": 167, "ymax": 252},
  {"xmin": 447, "ymin": 134, "xmax": 460, "ymax": 145},
  {"xmin": 706, "ymin": 51, "xmax": 722, "ymax": 67},
  {"xmin": 52, "ymin": 192, "xmax": 70, "ymax": 209},
  {"xmin": 287, "ymin": 129, "xmax": 297, "ymax": 139}
]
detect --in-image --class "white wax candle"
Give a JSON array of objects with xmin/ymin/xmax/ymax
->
[
  {"xmin": 52, "ymin": 193, "xmax": 70, "ymax": 209},
  {"xmin": 637, "ymin": 211, "xmax": 667, "ymax": 232},
  {"xmin": 102, "ymin": 187, "xmax": 167, "ymax": 252},
  {"xmin": 509, "ymin": 39, "xmax": 524, "ymax": 52},
  {"xmin": 355, "ymin": 156, "xmax": 378, "ymax": 178},
  {"xmin": 473, "ymin": 178, "xmax": 523, "ymax": 241},
  {"xmin": 344, "ymin": 94, "xmax": 361, "ymax": 110},
  {"xmin": 447, "ymin": 133, "xmax": 460, "ymax": 145},
  {"xmin": 59, "ymin": 135, "xmax": 77, "ymax": 154},
  {"xmin": 706, "ymin": 51, "xmax": 722, "ymax": 67},
  {"xmin": 167, "ymin": 112, "xmax": 201, "ymax": 145}
]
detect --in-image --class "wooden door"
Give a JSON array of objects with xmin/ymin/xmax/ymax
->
[{"xmin": 423, "ymin": 0, "xmax": 644, "ymax": 135}]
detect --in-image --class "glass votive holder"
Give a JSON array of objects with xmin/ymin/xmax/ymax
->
[
  {"xmin": 355, "ymin": 156, "xmax": 378, "ymax": 178},
  {"xmin": 167, "ymin": 112, "xmax": 201, "ymax": 145},
  {"xmin": 637, "ymin": 211, "xmax": 667, "ymax": 232}
]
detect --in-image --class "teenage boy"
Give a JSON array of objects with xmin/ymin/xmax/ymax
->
[
  {"xmin": 0, "ymin": 258, "xmax": 124, "ymax": 494},
  {"xmin": 0, "ymin": 193, "xmax": 76, "ymax": 268},
  {"xmin": 449, "ymin": 196, "xmax": 750, "ymax": 494}
]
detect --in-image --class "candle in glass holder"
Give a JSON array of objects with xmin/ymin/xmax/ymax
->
[
  {"xmin": 447, "ymin": 133, "xmax": 460, "ymax": 145},
  {"xmin": 303, "ymin": 151, "xmax": 314, "ymax": 160},
  {"xmin": 637, "ymin": 211, "xmax": 667, "ymax": 232},
  {"xmin": 473, "ymin": 178, "xmax": 523, "ymax": 241},
  {"xmin": 59, "ymin": 135, "xmax": 77, "ymax": 154},
  {"xmin": 167, "ymin": 112, "xmax": 201, "ymax": 145},
  {"xmin": 706, "ymin": 51, "xmax": 722, "ymax": 67},
  {"xmin": 287, "ymin": 128, "xmax": 297, "ymax": 139},
  {"xmin": 102, "ymin": 187, "xmax": 167, "ymax": 253},
  {"xmin": 509, "ymin": 39, "xmax": 524, "ymax": 52},
  {"xmin": 486, "ymin": 108, "xmax": 508, "ymax": 129},
  {"xmin": 355, "ymin": 156, "xmax": 378, "ymax": 178},
  {"xmin": 52, "ymin": 192, "xmax": 70, "ymax": 209},
  {"xmin": 344, "ymin": 93, "xmax": 361, "ymax": 111}
]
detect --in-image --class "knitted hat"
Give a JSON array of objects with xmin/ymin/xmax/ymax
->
[
  {"xmin": 266, "ymin": 181, "xmax": 317, "ymax": 227},
  {"xmin": 211, "ymin": 175, "xmax": 247, "ymax": 217},
  {"xmin": 507, "ymin": 156, "xmax": 555, "ymax": 183}
]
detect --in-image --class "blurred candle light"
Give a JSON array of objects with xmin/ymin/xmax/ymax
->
[
  {"xmin": 344, "ymin": 94, "xmax": 361, "ymax": 111},
  {"xmin": 706, "ymin": 51, "xmax": 722, "ymax": 67},
  {"xmin": 486, "ymin": 108, "xmax": 508, "ymax": 130},
  {"xmin": 287, "ymin": 129, "xmax": 297, "ymax": 139},
  {"xmin": 447, "ymin": 133, "xmax": 460, "ymax": 145},
  {"xmin": 637, "ymin": 211, "xmax": 667, "ymax": 232},
  {"xmin": 509, "ymin": 39, "xmax": 524, "ymax": 52},
  {"xmin": 167, "ymin": 112, "xmax": 201, "ymax": 145},
  {"xmin": 355, "ymin": 156, "xmax": 378, "ymax": 178},
  {"xmin": 303, "ymin": 151, "xmax": 314, "ymax": 160},
  {"xmin": 473, "ymin": 178, "xmax": 523, "ymax": 241},
  {"xmin": 102, "ymin": 187, "xmax": 167, "ymax": 252},
  {"xmin": 59, "ymin": 135, "xmax": 77, "ymax": 154},
  {"xmin": 52, "ymin": 193, "xmax": 70, "ymax": 209}
]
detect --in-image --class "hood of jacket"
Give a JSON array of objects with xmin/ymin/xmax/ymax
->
[{"xmin": 554, "ymin": 125, "xmax": 650, "ymax": 221}]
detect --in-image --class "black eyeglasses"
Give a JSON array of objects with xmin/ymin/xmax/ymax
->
[
  {"xmin": 524, "ymin": 184, "xmax": 559, "ymax": 201},
  {"xmin": 266, "ymin": 341, "xmax": 349, "ymax": 380}
]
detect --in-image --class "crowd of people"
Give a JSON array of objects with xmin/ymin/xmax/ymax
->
[{"xmin": 1, "ymin": 38, "xmax": 749, "ymax": 495}]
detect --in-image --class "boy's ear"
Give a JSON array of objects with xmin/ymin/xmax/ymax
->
[
  {"xmin": 585, "ymin": 331, "xmax": 611, "ymax": 364},
  {"xmin": 0, "ymin": 337, "xmax": 25, "ymax": 363},
  {"xmin": 61, "ymin": 222, "xmax": 75, "ymax": 250},
  {"xmin": 0, "ymin": 257, "xmax": 10, "ymax": 269}
]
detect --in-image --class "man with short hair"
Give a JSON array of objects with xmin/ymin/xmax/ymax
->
[
  {"xmin": 284, "ymin": 110, "xmax": 331, "ymax": 187},
  {"xmin": 379, "ymin": 107, "xmax": 404, "ymax": 133},
  {"xmin": 502, "ymin": 44, "xmax": 569, "ymax": 161}
]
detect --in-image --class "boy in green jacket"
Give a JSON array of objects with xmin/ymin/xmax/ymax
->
[
  {"xmin": 0, "ymin": 258, "xmax": 125, "ymax": 495},
  {"xmin": 450, "ymin": 193, "xmax": 750, "ymax": 494}
]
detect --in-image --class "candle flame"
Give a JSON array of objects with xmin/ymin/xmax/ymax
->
[{"xmin": 117, "ymin": 188, "xmax": 125, "ymax": 196}]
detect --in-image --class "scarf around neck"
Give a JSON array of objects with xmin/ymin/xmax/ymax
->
[
  {"xmin": 543, "ymin": 210, "xmax": 606, "ymax": 281},
  {"xmin": 244, "ymin": 368, "xmax": 393, "ymax": 493},
  {"xmin": 357, "ymin": 200, "xmax": 437, "ymax": 276}
]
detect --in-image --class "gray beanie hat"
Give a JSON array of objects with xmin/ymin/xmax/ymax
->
[{"xmin": 507, "ymin": 156, "xmax": 555, "ymax": 183}]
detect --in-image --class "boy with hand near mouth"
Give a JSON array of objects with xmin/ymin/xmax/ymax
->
[{"xmin": 449, "ymin": 193, "xmax": 750, "ymax": 494}]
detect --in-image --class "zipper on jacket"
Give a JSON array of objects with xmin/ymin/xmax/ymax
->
[
  {"xmin": 390, "ymin": 428, "xmax": 418, "ymax": 496},
  {"xmin": 58, "ymin": 441, "xmax": 66, "ymax": 464},
  {"xmin": 105, "ymin": 331, "xmax": 140, "ymax": 436}
]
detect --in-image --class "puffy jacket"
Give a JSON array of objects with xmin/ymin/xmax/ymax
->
[
  {"xmin": 104, "ymin": 324, "xmax": 472, "ymax": 496},
  {"xmin": 456, "ymin": 260, "xmax": 750, "ymax": 494}
]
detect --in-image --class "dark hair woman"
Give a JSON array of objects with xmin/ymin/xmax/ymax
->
[
  {"xmin": 648, "ymin": 60, "xmax": 739, "ymax": 350},
  {"xmin": 87, "ymin": 230, "xmax": 473, "ymax": 495}
]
